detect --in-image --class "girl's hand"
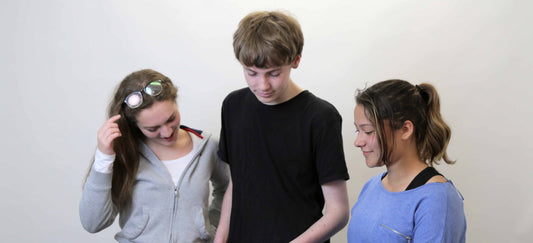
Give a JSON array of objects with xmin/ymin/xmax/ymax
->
[{"xmin": 97, "ymin": 114, "xmax": 122, "ymax": 155}]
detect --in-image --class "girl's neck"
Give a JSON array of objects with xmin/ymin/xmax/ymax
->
[{"xmin": 382, "ymin": 155, "xmax": 428, "ymax": 192}]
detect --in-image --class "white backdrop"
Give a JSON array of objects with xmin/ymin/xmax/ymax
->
[{"xmin": 1, "ymin": 0, "xmax": 532, "ymax": 242}]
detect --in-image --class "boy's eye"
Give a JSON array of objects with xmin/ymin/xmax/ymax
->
[
  {"xmin": 269, "ymin": 72, "xmax": 280, "ymax": 77},
  {"xmin": 247, "ymin": 72, "xmax": 257, "ymax": 76},
  {"xmin": 147, "ymin": 128, "xmax": 158, "ymax": 132}
]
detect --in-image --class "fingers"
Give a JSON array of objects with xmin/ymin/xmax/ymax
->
[
  {"xmin": 108, "ymin": 114, "xmax": 121, "ymax": 123},
  {"xmin": 97, "ymin": 115, "xmax": 123, "ymax": 155}
]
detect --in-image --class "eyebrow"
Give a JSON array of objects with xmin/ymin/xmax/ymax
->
[{"xmin": 354, "ymin": 123, "xmax": 373, "ymax": 129}]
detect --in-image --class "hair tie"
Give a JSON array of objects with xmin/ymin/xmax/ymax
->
[{"xmin": 415, "ymin": 84, "xmax": 429, "ymax": 103}]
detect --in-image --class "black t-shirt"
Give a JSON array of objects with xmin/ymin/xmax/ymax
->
[{"xmin": 218, "ymin": 88, "xmax": 349, "ymax": 243}]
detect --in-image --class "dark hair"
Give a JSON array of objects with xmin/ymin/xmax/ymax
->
[
  {"xmin": 233, "ymin": 10, "xmax": 304, "ymax": 68},
  {"xmin": 355, "ymin": 79, "xmax": 454, "ymax": 166},
  {"xmin": 87, "ymin": 69, "xmax": 178, "ymax": 208}
]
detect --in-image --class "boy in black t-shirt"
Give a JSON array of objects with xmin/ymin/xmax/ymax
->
[{"xmin": 214, "ymin": 11, "xmax": 350, "ymax": 243}]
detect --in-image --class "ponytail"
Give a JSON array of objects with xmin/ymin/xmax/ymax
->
[{"xmin": 417, "ymin": 83, "xmax": 454, "ymax": 166}]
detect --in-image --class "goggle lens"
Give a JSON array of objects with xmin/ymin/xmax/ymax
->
[
  {"xmin": 145, "ymin": 81, "xmax": 163, "ymax": 96},
  {"xmin": 124, "ymin": 80, "xmax": 164, "ymax": 109},
  {"xmin": 125, "ymin": 92, "xmax": 143, "ymax": 108}
]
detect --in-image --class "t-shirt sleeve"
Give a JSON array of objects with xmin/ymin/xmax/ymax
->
[
  {"xmin": 413, "ymin": 182, "xmax": 466, "ymax": 242},
  {"xmin": 217, "ymin": 96, "xmax": 229, "ymax": 164},
  {"xmin": 412, "ymin": 184, "xmax": 461, "ymax": 242},
  {"xmin": 312, "ymin": 104, "xmax": 350, "ymax": 184}
]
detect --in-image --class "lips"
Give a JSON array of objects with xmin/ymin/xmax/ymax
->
[{"xmin": 256, "ymin": 91, "xmax": 274, "ymax": 98}]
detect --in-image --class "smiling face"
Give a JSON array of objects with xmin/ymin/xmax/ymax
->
[
  {"xmin": 135, "ymin": 100, "xmax": 181, "ymax": 148},
  {"xmin": 242, "ymin": 56, "xmax": 301, "ymax": 105},
  {"xmin": 354, "ymin": 104, "xmax": 383, "ymax": 168}
]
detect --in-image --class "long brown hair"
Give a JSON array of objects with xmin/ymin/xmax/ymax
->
[
  {"xmin": 355, "ymin": 79, "xmax": 454, "ymax": 166},
  {"xmin": 86, "ymin": 69, "xmax": 178, "ymax": 208}
]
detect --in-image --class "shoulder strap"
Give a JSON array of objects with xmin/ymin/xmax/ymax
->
[{"xmin": 405, "ymin": 167, "xmax": 442, "ymax": 191}]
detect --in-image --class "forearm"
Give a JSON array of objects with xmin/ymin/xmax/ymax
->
[
  {"xmin": 290, "ymin": 180, "xmax": 350, "ymax": 243},
  {"xmin": 290, "ymin": 207, "xmax": 349, "ymax": 242},
  {"xmin": 214, "ymin": 178, "xmax": 232, "ymax": 243}
]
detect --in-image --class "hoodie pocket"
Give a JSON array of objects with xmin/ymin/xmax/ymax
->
[{"xmin": 115, "ymin": 207, "xmax": 149, "ymax": 241}]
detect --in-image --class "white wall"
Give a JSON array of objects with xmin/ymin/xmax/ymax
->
[{"xmin": 1, "ymin": 0, "xmax": 532, "ymax": 242}]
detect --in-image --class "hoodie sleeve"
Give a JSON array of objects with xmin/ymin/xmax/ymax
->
[
  {"xmin": 208, "ymin": 145, "xmax": 230, "ymax": 227},
  {"xmin": 79, "ymin": 162, "xmax": 119, "ymax": 233}
]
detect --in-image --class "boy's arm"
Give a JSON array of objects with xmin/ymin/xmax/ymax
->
[
  {"xmin": 290, "ymin": 179, "xmax": 349, "ymax": 243},
  {"xmin": 213, "ymin": 175, "xmax": 233, "ymax": 243}
]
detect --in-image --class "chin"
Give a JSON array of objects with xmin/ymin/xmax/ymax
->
[
  {"xmin": 365, "ymin": 160, "xmax": 382, "ymax": 168},
  {"xmin": 155, "ymin": 137, "xmax": 176, "ymax": 146},
  {"xmin": 257, "ymin": 97, "xmax": 275, "ymax": 104}
]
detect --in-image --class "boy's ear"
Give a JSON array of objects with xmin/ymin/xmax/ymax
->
[
  {"xmin": 401, "ymin": 120, "xmax": 415, "ymax": 140},
  {"xmin": 291, "ymin": 55, "xmax": 301, "ymax": 68}
]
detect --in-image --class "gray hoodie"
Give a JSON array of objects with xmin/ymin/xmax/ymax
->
[{"xmin": 80, "ymin": 128, "xmax": 229, "ymax": 242}]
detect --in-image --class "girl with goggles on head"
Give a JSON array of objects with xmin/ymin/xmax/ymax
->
[{"xmin": 80, "ymin": 69, "xmax": 229, "ymax": 242}]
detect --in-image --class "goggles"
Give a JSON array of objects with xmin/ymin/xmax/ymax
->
[{"xmin": 124, "ymin": 80, "xmax": 164, "ymax": 108}]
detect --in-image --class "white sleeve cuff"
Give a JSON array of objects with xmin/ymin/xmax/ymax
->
[{"xmin": 93, "ymin": 148, "xmax": 115, "ymax": 174}]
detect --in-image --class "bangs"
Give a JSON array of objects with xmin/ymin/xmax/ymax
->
[{"xmin": 236, "ymin": 41, "xmax": 290, "ymax": 68}]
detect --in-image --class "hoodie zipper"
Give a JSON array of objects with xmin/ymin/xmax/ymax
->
[
  {"xmin": 169, "ymin": 186, "xmax": 178, "ymax": 243},
  {"xmin": 168, "ymin": 134, "xmax": 208, "ymax": 243}
]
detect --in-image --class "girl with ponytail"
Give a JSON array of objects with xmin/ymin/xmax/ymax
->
[
  {"xmin": 347, "ymin": 79, "xmax": 466, "ymax": 242},
  {"xmin": 80, "ymin": 69, "xmax": 229, "ymax": 242}
]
